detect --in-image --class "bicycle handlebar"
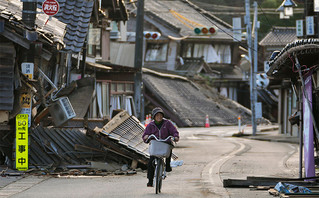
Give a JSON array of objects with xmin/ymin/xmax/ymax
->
[{"xmin": 147, "ymin": 134, "xmax": 174, "ymax": 142}]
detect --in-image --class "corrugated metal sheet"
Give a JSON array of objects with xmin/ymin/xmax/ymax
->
[
  {"xmin": 54, "ymin": 0, "xmax": 94, "ymax": 53},
  {"xmin": 30, "ymin": 126, "xmax": 107, "ymax": 166},
  {"xmin": 0, "ymin": 43, "xmax": 15, "ymax": 111},
  {"xmin": 98, "ymin": 111, "xmax": 149, "ymax": 158}
]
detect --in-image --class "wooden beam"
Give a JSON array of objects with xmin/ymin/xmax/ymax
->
[
  {"xmin": 96, "ymin": 135, "xmax": 148, "ymax": 165},
  {"xmin": 0, "ymin": 27, "xmax": 30, "ymax": 49}
]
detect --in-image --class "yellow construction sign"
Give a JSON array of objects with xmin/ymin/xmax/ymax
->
[{"xmin": 16, "ymin": 114, "xmax": 28, "ymax": 171}]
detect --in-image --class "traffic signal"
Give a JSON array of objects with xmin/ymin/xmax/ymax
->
[
  {"xmin": 194, "ymin": 27, "xmax": 217, "ymax": 35},
  {"xmin": 143, "ymin": 31, "xmax": 161, "ymax": 40}
]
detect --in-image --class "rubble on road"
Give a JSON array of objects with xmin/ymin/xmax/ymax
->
[{"xmin": 223, "ymin": 176, "xmax": 319, "ymax": 197}]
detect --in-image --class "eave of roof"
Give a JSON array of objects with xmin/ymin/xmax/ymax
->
[{"xmin": 266, "ymin": 39, "xmax": 319, "ymax": 79}]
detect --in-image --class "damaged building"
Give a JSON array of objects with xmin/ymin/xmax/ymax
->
[
  {"xmin": 267, "ymin": 38, "xmax": 319, "ymax": 178},
  {"xmin": 1, "ymin": 0, "xmax": 269, "ymax": 172},
  {"xmin": 0, "ymin": 0, "xmax": 151, "ymax": 172},
  {"xmin": 142, "ymin": 68, "xmax": 254, "ymax": 127}
]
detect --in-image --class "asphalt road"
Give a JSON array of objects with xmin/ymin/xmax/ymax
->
[{"xmin": 3, "ymin": 126, "xmax": 299, "ymax": 198}]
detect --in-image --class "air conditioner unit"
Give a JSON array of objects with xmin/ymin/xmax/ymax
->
[{"xmin": 49, "ymin": 97, "xmax": 76, "ymax": 126}]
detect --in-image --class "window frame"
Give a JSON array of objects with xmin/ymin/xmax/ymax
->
[
  {"xmin": 144, "ymin": 41, "xmax": 169, "ymax": 62},
  {"xmin": 111, "ymin": 81, "xmax": 134, "ymax": 95},
  {"xmin": 181, "ymin": 41, "xmax": 233, "ymax": 64}
]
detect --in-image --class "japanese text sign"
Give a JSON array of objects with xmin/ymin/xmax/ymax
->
[
  {"xmin": 16, "ymin": 114, "xmax": 28, "ymax": 171},
  {"xmin": 42, "ymin": 0, "xmax": 59, "ymax": 16}
]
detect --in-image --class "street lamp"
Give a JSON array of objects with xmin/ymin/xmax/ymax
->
[{"xmin": 276, "ymin": 0, "xmax": 297, "ymax": 19}]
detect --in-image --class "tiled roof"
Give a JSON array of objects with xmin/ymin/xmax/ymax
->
[
  {"xmin": 142, "ymin": 0, "xmax": 233, "ymax": 40},
  {"xmin": 175, "ymin": 57, "xmax": 210, "ymax": 76},
  {"xmin": 259, "ymin": 27, "xmax": 297, "ymax": 47},
  {"xmin": 0, "ymin": 0, "xmax": 66, "ymax": 44},
  {"xmin": 267, "ymin": 38, "xmax": 319, "ymax": 79},
  {"xmin": 143, "ymin": 71, "xmax": 252, "ymax": 127},
  {"xmin": 54, "ymin": 0, "xmax": 94, "ymax": 53}
]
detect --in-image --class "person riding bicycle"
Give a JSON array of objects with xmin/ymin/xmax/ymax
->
[{"xmin": 142, "ymin": 107, "xmax": 179, "ymax": 187}]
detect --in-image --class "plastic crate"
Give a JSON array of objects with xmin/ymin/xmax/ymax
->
[{"xmin": 149, "ymin": 140, "xmax": 172, "ymax": 158}]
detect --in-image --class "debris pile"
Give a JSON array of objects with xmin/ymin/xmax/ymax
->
[{"xmin": 14, "ymin": 110, "xmax": 152, "ymax": 175}]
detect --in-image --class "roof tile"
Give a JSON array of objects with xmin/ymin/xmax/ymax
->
[
  {"xmin": 55, "ymin": 0, "xmax": 94, "ymax": 53},
  {"xmin": 259, "ymin": 26, "xmax": 297, "ymax": 47}
]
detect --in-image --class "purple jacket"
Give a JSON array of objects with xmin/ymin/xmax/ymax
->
[{"xmin": 142, "ymin": 118, "xmax": 179, "ymax": 143}]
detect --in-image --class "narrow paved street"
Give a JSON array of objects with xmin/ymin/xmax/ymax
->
[{"xmin": 5, "ymin": 126, "xmax": 299, "ymax": 198}]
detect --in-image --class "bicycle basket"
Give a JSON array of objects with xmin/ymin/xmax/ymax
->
[{"xmin": 149, "ymin": 140, "xmax": 173, "ymax": 158}]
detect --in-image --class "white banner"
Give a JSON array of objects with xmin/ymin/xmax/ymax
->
[{"xmin": 296, "ymin": 20, "xmax": 303, "ymax": 37}]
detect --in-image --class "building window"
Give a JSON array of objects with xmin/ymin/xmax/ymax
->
[
  {"xmin": 111, "ymin": 82, "xmax": 134, "ymax": 95},
  {"xmin": 90, "ymin": 81, "xmax": 135, "ymax": 118},
  {"xmin": 145, "ymin": 42, "xmax": 168, "ymax": 62},
  {"xmin": 90, "ymin": 81, "xmax": 110, "ymax": 118},
  {"xmin": 110, "ymin": 81, "xmax": 135, "ymax": 117},
  {"xmin": 182, "ymin": 43, "xmax": 232, "ymax": 64}
]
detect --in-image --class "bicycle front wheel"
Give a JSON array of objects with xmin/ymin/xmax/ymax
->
[{"xmin": 155, "ymin": 158, "xmax": 163, "ymax": 194}]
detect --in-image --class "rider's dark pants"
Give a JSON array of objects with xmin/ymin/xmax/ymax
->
[{"xmin": 147, "ymin": 150, "xmax": 172, "ymax": 182}]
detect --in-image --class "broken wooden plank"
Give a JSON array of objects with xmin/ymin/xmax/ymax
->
[
  {"xmin": 74, "ymin": 144, "xmax": 106, "ymax": 153},
  {"xmin": 223, "ymin": 178, "xmax": 317, "ymax": 188},
  {"xmin": 34, "ymin": 107, "xmax": 49, "ymax": 125},
  {"xmin": 268, "ymin": 188, "xmax": 279, "ymax": 196},
  {"xmin": 247, "ymin": 176, "xmax": 319, "ymax": 182},
  {"xmin": 96, "ymin": 135, "xmax": 148, "ymax": 165},
  {"xmin": 223, "ymin": 178, "xmax": 277, "ymax": 188}
]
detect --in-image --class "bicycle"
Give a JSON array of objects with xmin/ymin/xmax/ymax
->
[{"xmin": 147, "ymin": 134, "xmax": 175, "ymax": 194}]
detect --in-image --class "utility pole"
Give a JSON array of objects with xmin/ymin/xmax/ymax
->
[
  {"xmin": 245, "ymin": 0, "xmax": 257, "ymax": 135},
  {"xmin": 134, "ymin": 0, "xmax": 144, "ymax": 120},
  {"xmin": 18, "ymin": 0, "xmax": 37, "ymax": 171},
  {"xmin": 252, "ymin": 1, "xmax": 258, "ymax": 135}
]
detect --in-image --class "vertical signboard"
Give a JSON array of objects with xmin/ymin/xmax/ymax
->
[
  {"xmin": 306, "ymin": 16, "xmax": 315, "ymax": 36},
  {"xmin": 255, "ymin": 102, "xmax": 262, "ymax": 119},
  {"xmin": 16, "ymin": 114, "xmax": 28, "ymax": 171},
  {"xmin": 296, "ymin": 20, "xmax": 303, "ymax": 37},
  {"xmin": 21, "ymin": 63, "xmax": 34, "ymax": 127},
  {"xmin": 303, "ymin": 74, "xmax": 315, "ymax": 178},
  {"xmin": 232, "ymin": 17, "xmax": 242, "ymax": 42}
]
